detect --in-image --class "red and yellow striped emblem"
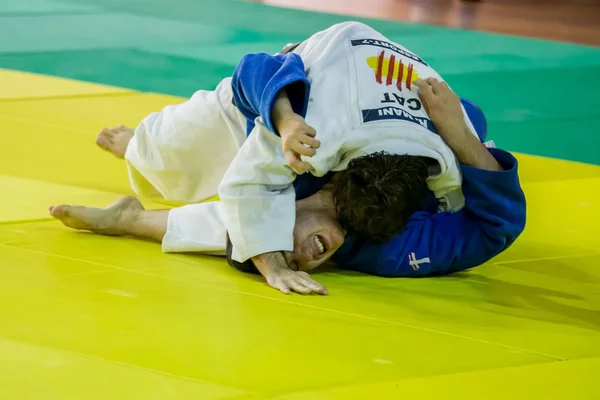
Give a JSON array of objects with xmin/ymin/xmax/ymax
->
[{"xmin": 367, "ymin": 50, "xmax": 421, "ymax": 90}]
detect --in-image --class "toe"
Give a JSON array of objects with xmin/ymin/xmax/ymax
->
[
  {"xmin": 104, "ymin": 127, "xmax": 117, "ymax": 138},
  {"xmin": 96, "ymin": 126, "xmax": 131, "ymax": 158},
  {"xmin": 50, "ymin": 205, "xmax": 69, "ymax": 218},
  {"xmin": 98, "ymin": 127, "xmax": 116, "ymax": 141},
  {"xmin": 115, "ymin": 125, "xmax": 134, "ymax": 135},
  {"xmin": 98, "ymin": 127, "xmax": 109, "ymax": 136},
  {"xmin": 95, "ymin": 134, "xmax": 111, "ymax": 149}
]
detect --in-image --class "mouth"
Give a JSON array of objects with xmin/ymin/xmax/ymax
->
[{"xmin": 313, "ymin": 235, "xmax": 327, "ymax": 256}]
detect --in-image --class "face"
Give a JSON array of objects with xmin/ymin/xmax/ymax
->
[{"xmin": 284, "ymin": 189, "xmax": 346, "ymax": 272}]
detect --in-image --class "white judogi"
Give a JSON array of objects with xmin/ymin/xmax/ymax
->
[
  {"xmin": 163, "ymin": 202, "xmax": 229, "ymax": 256},
  {"xmin": 124, "ymin": 78, "xmax": 246, "ymax": 255},
  {"xmin": 125, "ymin": 78, "xmax": 246, "ymax": 204},
  {"xmin": 220, "ymin": 22, "xmax": 480, "ymax": 262}
]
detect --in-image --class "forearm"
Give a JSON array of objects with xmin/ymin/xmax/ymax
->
[
  {"xmin": 414, "ymin": 77, "xmax": 502, "ymax": 172},
  {"xmin": 231, "ymin": 52, "xmax": 310, "ymax": 134},
  {"xmin": 334, "ymin": 149, "xmax": 525, "ymax": 277},
  {"xmin": 445, "ymin": 126, "xmax": 502, "ymax": 172},
  {"xmin": 271, "ymin": 89, "xmax": 295, "ymax": 133}
]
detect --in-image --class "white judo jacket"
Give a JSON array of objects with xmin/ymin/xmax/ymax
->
[{"xmin": 219, "ymin": 22, "xmax": 479, "ymax": 262}]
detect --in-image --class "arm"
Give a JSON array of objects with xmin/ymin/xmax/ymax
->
[
  {"xmin": 332, "ymin": 147, "xmax": 526, "ymax": 277},
  {"xmin": 233, "ymin": 52, "xmax": 320, "ymax": 173},
  {"xmin": 220, "ymin": 52, "xmax": 329, "ymax": 295},
  {"xmin": 218, "ymin": 124, "xmax": 328, "ymax": 295},
  {"xmin": 333, "ymin": 78, "xmax": 526, "ymax": 276},
  {"xmin": 221, "ymin": 52, "xmax": 313, "ymax": 261},
  {"xmin": 231, "ymin": 52, "xmax": 310, "ymax": 134},
  {"xmin": 219, "ymin": 122, "xmax": 296, "ymax": 263},
  {"xmin": 222, "ymin": 52, "xmax": 312, "ymax": 263}
]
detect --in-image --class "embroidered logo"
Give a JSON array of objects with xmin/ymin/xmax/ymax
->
[
  {"xmin": 367, "ymin": 51, "xmax": 421, "ymax": 91},
  {"xmin": 351, "ymin": 39, "xmax": 429, "ymax": 66},
  {"xmin": 408, "ymin": 252, "xmax": 431, "ymax": 271}
]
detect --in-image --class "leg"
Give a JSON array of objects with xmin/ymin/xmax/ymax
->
[
  {"xmin": 50, "ymin": 197, "xmax": 229, "ymax": 256},
  {"xmin": 100, "ymin": 78, "xmax": 248, "ymax": 204},
  {"xmin": 49, "ymin": 197, "xmax": 168, "ymax": 242},
  {"xmin": 161, "ymin": 201, "xmax": 228, "ymax": 256}
]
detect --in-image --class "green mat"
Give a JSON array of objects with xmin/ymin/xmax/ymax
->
[{"xmin": 1, "ymin": 0, "xmax": 599, "ymax": 164}]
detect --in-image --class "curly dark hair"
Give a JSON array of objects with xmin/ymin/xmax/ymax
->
[{"xmin": 332, "ymin": 152, "xmax": 431, "ymax": 242}]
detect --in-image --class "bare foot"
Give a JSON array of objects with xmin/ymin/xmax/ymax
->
[
  {"xmin": 95, "ymin": 125, "xmax": 135, "ymax": 158},
  {"xmin": 49, "ymin": 196, "xmax": 144, "ymax": 236}
]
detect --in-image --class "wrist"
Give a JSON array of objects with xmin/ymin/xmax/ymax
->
[
  {"xmin": 272, "ymin": 90, "xmax": 295, "ymax": 133},
  {"xmin": 449, "ymin": 130, "xmax": 482, "ymax": 162},
  {"xmin": 252, "ymin": 252, "xmax": 290, "ymax": 276},
  {"xmin": 448, "ymin": 128, "xmax": 502, "ymax": 171}
]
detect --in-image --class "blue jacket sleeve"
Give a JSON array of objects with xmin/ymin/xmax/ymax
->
[
  {"xmin": 231, "ymin": 52, "xmax": 311, "ymax": 134},
  {"xmin": 332, "ymin": 148, "xmax": 526, "ymax": 277}
]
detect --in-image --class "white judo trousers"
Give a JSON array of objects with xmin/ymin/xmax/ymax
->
[{"xmin": 124, "ymin": 77, "xmax": 246, "ymax": 255}]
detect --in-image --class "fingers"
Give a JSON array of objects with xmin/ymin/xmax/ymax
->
[
  {"xmin": 266, "ymin": 275, "xmax": 292, "ymax": 295},
  {"xmin": 426, "ymin": 77, "xmax": 444, "ymax": 94},
  {"xmin": 277, "ymin": 284, "xmax": 291, "ymax": 295},
  {"xmin": 288, "ymin": 279, "xmax": 313, "ymax": 295},
  {"xmin": 414, "ymin": 80, "xmax": 432, "ymax": 114},
  {"xmin": 294, "ymin": 271, "xmax": 328, "ymax": 295},
  {"xmin": 415, "ymin": 78, "xmax": 454, "ymax": 116},
  {"xmin": 269, "ymin": 271, "xmax": 329, "ymax": 296},
  {"xmin": 273, "ymin": 278, "xmax": 309, "ymax": 295},
  {"xmin": 291, "ymin": 141, "xmax": 317, "ymax": 157},
  {"xmin": 304, "ymin": 125, "xmax": 317, "ymax": 138},
  {"xmin": 416, "ymin": 77, "xmax": 449, "ymax": 95},
  {"xmin": 300, "ymin": 134, "xmax": 320, "ymax": 149},
  {"xmin": 279, "ymin": 118, "xmax": 320, "ymax": 173},
  {"xmin": 297, "ymin": 272, "xmax": 329, "ymax": 295},
  {"xmin": 273, "ymin": 272, "xmax": 313, "ymax": 295},
  {"xmin": 414, "ymin": 79, "xmax": 434, "ymax": 102},
  {"xmin": 285, "ymin": 152, "xmax": 311, "ymax": 174},
  {"xmin": 283, "ymin": 134, "xmax": 320, "ymax": 154}
]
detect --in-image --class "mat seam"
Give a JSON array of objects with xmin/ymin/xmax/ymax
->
[
  {"xmin": 0, "ymin": 334, "xmax": 259, "ymax": 397},
  {"xmin": 0, "ymin": 90, "xmax": 138, "ymax": 103},
  {"xmin": 0, "ymin": 243, "xmax": 568, "ymax": 362},
  {"xmin": 266, "ymin": 357, "xmax": 595, "ymax": 399}
]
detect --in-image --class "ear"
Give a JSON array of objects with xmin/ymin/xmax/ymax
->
[{"xmin": 329, "ymin": 172, "xmax": 342, "ymax": 183}]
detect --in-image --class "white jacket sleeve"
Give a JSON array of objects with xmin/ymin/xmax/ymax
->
[{"xmin": 218, "ymin": 120, "xmax": 297, "ymax": 262}]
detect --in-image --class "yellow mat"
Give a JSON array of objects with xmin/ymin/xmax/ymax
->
[
  {"xmin": 0, "ymin": 70, "xmax": 598, "ymax": 399},
  {"xmin": 0, "ymin": 68, "xmax": 132, "ymax": 100}
]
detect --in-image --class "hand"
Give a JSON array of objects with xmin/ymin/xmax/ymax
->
[
  {"xmin": 414, "ymin": 78, "xmax": 469, "ymax": 142},
  {"xmin": 252, "ymin": 251, "xmax": 328, "ymax": 295},
  {"xmin": 265, "ymin": 268, "xmax": 329, "ymax": 295},
  {"xmin": 415, "ymin": 78, "xmax": 501, "ymax": 171},
  {"xmin": 271, "ymin": 89, "xmax": 320, "ymax": 174},
  {"xmin": 277, "ymin": 113, "xmax": 320, "ymax": 174}
]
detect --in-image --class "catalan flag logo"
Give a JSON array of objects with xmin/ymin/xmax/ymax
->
[{"xmin": 367, "ymin": 50, "xmax": 421, "ymax": 91}]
